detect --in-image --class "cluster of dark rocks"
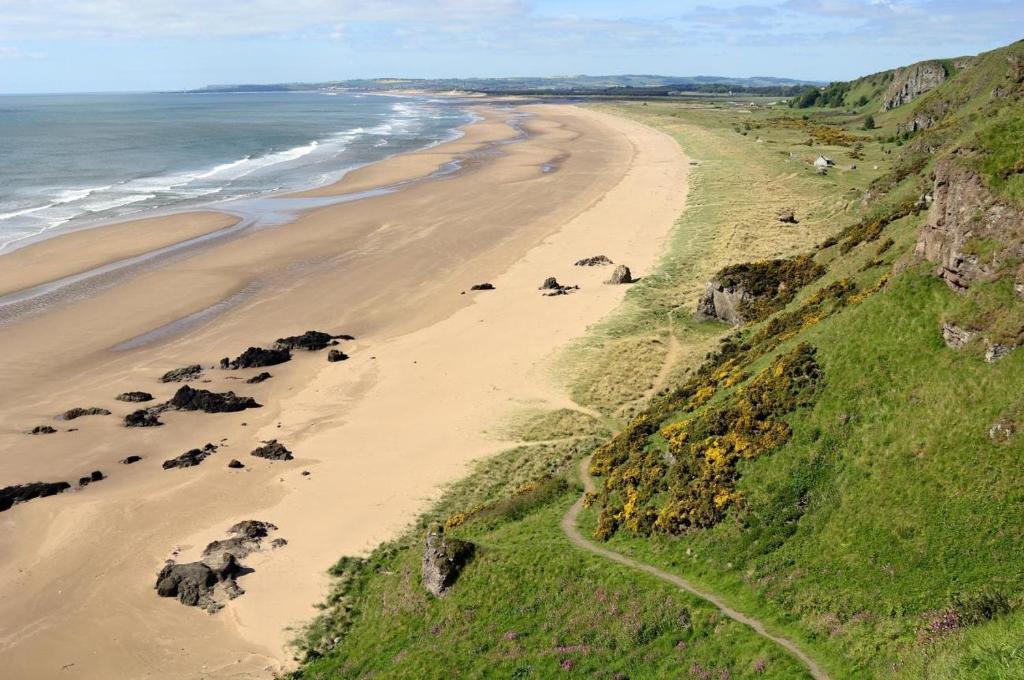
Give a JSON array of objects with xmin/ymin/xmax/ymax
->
[
  {"xmin": 161, "ymin": 365, "xmax": 203, "ymax": 383},
  {"xmin": 59, "ymin": 407, "xmax": 111, "ymax": 421},
  {"xmin": 574, "ymin": 255, "xmax": 614, "ymax": 267},
  {"xmin": 470, "ymin": 283, "xmax": 495, "ymax": 291},
  {"xmin": 116, "ymin": 391, "xmax": 154, "ymax": 403},
  {"xmin": 155, "ymin": 520, "xmax": 285, "ymax": 613},
  {"xmin": 539, "ymin": 277, "xmax": 579, "ymax": 296},
  {"xmin": 168, "ymin": 385, "xmax": 261, "ymax": 413},
  {"xmin": 274, "ymin": 330, "xmax": 351, "ymax": 352},
  {"xmin": 221, "ymin": 347, "xmax": 291, "ymax": 370},
  {"xmin": 0, "ymin": 481, "xmax": 72, "ymax": 512}
]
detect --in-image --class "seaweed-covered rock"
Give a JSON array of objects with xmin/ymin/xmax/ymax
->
[
  {"xmin": 246, "ymin": 372, "xmax": 272, "ymax": 384},
  {"xmin": 221, "ymin": 347, "xmax": 291, "ymax": 370},
  {"xmin": 59, "ymin": 407, "xmax": 111, "ymax": 421},
  {"xmin": 168, "ymin": 385, "xmax": 260, "ymax": 413},
  {"xmin": 250, "ymin": 440, "xmax": 293, "ymax": 461},
  {"xmin": 161, "ymin": 365, "xmax": 203, "ymax": 383},
  {"xmin": 124, "ymin": 409, "xmax": 163, "ymax": 428},
  {"xmin": 116, "ymin": 391, "xmax": 154, "ymax": 403},
  {"xmin": 605, "ymin": 265, "xmax": 633, "ymax": 285},
  {"xmin": 327, "ymin": 349, "xmax": 349, "ymax": 362},
  {"xmin": 120, "ymin": 455, "xmax": 143, "ymax": 465},
  {"xmin": 162, "ymin": 443, "xmax": 218, "ymax": 470},
  {"xmin": 273, "ymin": 331, "xmax": 339, "ymax": 352},
  {"xmin": 0, "ymin": 481, "xmax": 72, "ymax": 512},
  {"xmin": 575, "ymin": 255, "xmax": 613, "ymax": 267},
  {"xmin": 29, "ymin": 425, "xmax": 57, "ymax": 435},
  {"xmin": 421, "ymin": 524, "xmax": 475, "ymax": 597}
]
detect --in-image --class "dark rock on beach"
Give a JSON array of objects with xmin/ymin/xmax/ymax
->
[
  {"xmin": 29, "ymin": 425, "xmax": 57, "ymax": 435},
  {"xmin": 251, "ymin": 439, "xmax": 293, "ymax": 461},
  {"xmin": 540, "ymin": 277, "xmax": 579, "ymax": 296},
  {"xmin": 0, "ymin": 481, "xmax": 72, "ymax": 512},
  {"xmin": 227, "ymin": 459, "xmax": 245, "ymax": 469},
  {"xmin": 161, "ymin": 365, "xmax": 203, "ymax": 383},
  {"xmin": 78, "ymin": 470, "xmax": 105, "ymax": 487},
  {"xmin": 120, "ymin": 455, "xmax": 143, "ymax": 465},
  {"xmin": 124, "ymin": 409, "xmax": 163, "ymax": 428},
  {"xmin": 273, "ymin": 330, "xmax": 341, "ymax": 352},
  {"xmin": 606, "ymin": 265, "xmax": 634, "ymax": 284},
  {"xmin": 221, "ymin": 347, "xmax": 291, "ymax": 370},
  {"xmin": 116, "ymin": 391, "xmax": 154, "ymax": 403},
  {"xmin": 575, "ymin": 255, "xmax": 613, "ymax": 267},
  {"xmin": 246, "ymin": 372, "xmax": 272, "ymax": 384},
  {"xmin": 470, "ymin": 283, "xmax": 495, "ymax": 291},
  {"xmin": 162, "ymin": 443, "xmax": 218, "ymax": 470},
  {"xmin": 155, "ymin": 520, "xmax": 282, "ymax": 612},
  {"xmin": 58, "ymin": 407, "xmax": 111, "ymax": 421},
  {"xmin": 422, "ymin": 524, "xmax": 475, "ymax": 597},
  {"xmin": 327, "ymin": 349, "xmax": 349, "ymax": 362},
  {"xmin": 168, "ymin": 385, "xmax": 261, "ymax": 413}
]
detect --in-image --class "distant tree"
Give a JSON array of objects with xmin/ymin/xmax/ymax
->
[
  {"xmin": 855, "ymin": 95, "xmax": 870, "ymax": 107},
  {"xmin": 863, "ymin": 115, "xmax": 877, "ymax": 130},
  {"xmin": 791, "ymin": 86, "xmax": 822, "ymax": 109}
]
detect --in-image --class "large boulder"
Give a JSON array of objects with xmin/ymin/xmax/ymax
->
[
  {"xmin": 421, "ymin": 525, "xmax": 475, "ymax": 597},
  {"xmin": 696, "ymin": 281, "xmax": 749, "ymax": 326},
  {"xmin": 606, "ymin": 265, "xmax": 634, "ymax": 285},
  {"xmin": 167, "ymin": 385, "xmax": 261, "ymax": 413},
  {"xmin": 116, "ymin": 391, "xmax": 154, "ymax": 403},
  {"xmin": 273, "ymin": 331, "xmax": 341, "ymax": 352},
  {"xmin": 124, "ymin": 409, "xmax": 163, "ymax": 427}
]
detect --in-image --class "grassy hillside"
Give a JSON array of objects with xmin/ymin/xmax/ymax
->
[{"xmin": 290, "ymin": 39, "xmax": 1024, "ymax": 679}]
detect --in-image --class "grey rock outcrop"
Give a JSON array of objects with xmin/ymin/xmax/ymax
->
[
  {"xmin": 273, "ymin": 331, "xmax": 340, "ymax": 352},
  {"xmin": 116, "ymin": 391, "xmax": 154, "ymax": 403},
  {"xmin": 539, "ymin": 277, "xmax": 578, "ymax": 296},
  {"xmin": 696, "ymin": 281, "xmax": 749, "ymax": 326},
  {"xmin": 168, "ymin": 385, "xmax": 261, "ymax": 413},
  {"xmin": 220, "ymin": 347, "xmax": 291, "ymax": 370},
  {"xmin": 575, "ymin": 255, "xmax": 613, "ymax": 267},
  {"xmin": 941, "ymin": 323, "xmax": 975, "ymax": 349},
  {"xmin": 421, "ymin": 525, "xmax": 475, "ymax": 597},
  {"xmin": 124, "ymin": 408, "xmax": 163, "ymax": 428},
  {"xmin": 882, "ymin": 61, "xmax": 948, "ymax": 111},
  {"xmin": 985, "ymin": 344, "xmax": 1015, "ymax": 363},
  {"xmin": 162, "ymin": 443, "xmax": 218, "ymax": 470}
]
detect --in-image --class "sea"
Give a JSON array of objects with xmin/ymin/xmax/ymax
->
[{"xmin": 0, "ymin": 91, "xmax": 474, "ymax": 253}]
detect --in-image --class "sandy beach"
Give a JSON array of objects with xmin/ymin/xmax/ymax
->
[{"xmin": 0, "ymin": 102, "xmax": 688, "ymax": 679}]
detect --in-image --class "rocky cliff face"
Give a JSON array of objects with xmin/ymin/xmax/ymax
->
[
  {"xmin": 883, "ymin": 61, "xmax": 948, "ymax": 111},
  {"xmin": 916, "ymin": 159, "xmax": 1024, "ymax": 291},
  {"xmin": 696, "ymin": 281, "xmax": 749, "ymax": 326}
]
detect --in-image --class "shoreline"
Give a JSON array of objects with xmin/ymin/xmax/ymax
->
[{"xmin": 0, "ymin": 103, "xmax": 689, "ymax": 678}]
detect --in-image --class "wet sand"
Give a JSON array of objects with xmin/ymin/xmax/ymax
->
[{"xmin": 0, "ymin": 103, "xmax": 689, "ymax": 679}]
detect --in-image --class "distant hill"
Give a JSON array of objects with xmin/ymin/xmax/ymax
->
[{"xmin": 192, "ymin": 74, "xmax": 825, "ymax": 96}]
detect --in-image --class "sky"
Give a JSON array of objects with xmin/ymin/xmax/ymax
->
[{"xmin": 0, "ymin": 0, "xmax": 1021, "ymax": 93}]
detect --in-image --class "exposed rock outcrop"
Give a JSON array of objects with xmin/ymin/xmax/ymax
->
[
  {"xmin": 882, "ymin": 61, "xmax": 948, "ymax": 111},
  {"xmin": 942, "ymin": 323, "xmax": 975, "ymax": 349},
  {"xmin": 575, "ymin": 255, "xmax": 614, "ymax": 267},
  {"xmin": 29, "ymin": 425, "xmax": 57, "ymax": 435},
  {"xmin": 161, "ymin": 365, "xmax": 203, "ymax": 383},
  {"xmin": 273, "ymin": 331, "xmax": 340, "ymax": 352},
  {"xmin": 120, "ymin": 455, "xmax": 143, "ymax": 465},
  {"xmin": 78, "ymin": 470, "xmax": 105, "ymax": 486},
  {"xmin": 116, "ymin": 391, "xmax": 154, "ymax": 403},
  {"xmin": 696, "ymin": 281, "xmax": 748, "ymax": 326},
  {"xmin": 327, "ymin": 349, "xmax": 348, "ymax": 362},
  {"xmin": 470, "ymin": 283, "xmax": 495, "ymax": 290},
  {"xmin": 916, "ymin": 160, "xmax": 1024, "ymax": 291},
  {"xmin": 162, "ymin": 443, "xmax": 218, "ymax": 470},
  {"xmin": 246, "ymin": 372, "xmax": 272, "ymax": 384},
  {"xmin": 58, "ymin": 407, "xmax": 111, "ymax": 421},
  {"xmin": 421, "ymin": 524, "xmax": 475, "ymax": 597},
  {"xmin": 124, "ymin": 409, "xmax": 163, "ymax": 428},
  {"xmin": 220, "ymin": 347, "xmax": 291, "ymax": 370},
  {"xmin": 167, "ymin": 385, "xmax": 261, "ymax": 413},
  {"xmin": 985, "ymin": 343, "xmax": 1015, "ymax": 363},
  {"xmin": 606, "ymin": 265, "xmax": 634, "ymax": 285},
  {"xmin": 0, "ymin": 481, "xmax": 72, "ymax": 512},
  {"xmin": 539, "ymin": 277, "xmax": 578, "ymax": 296},
  {"xmin": 227, "ymin": 459, "xmax": 244, "ymax": 469},
  {"xmin": 155, "ymin": 520, "xmax": 281, "ymax": 613},
  {"xmin": 250, "ymin": 440, "xmax": 293, "ymax": 461}
]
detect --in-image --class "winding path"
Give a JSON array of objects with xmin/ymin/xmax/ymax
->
[{"xmin": 561, "ymin": 457, "xmax": 831, "ymax": 680}]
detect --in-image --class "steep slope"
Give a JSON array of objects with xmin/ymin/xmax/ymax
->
[{"xmin": 291, "ymin": 39, "xmax": 1024, "ymax": 679}]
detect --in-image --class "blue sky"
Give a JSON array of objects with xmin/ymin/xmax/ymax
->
[{"xmin": 0, "ymin": 0, "xmax": 1021, "ymax": 93}]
